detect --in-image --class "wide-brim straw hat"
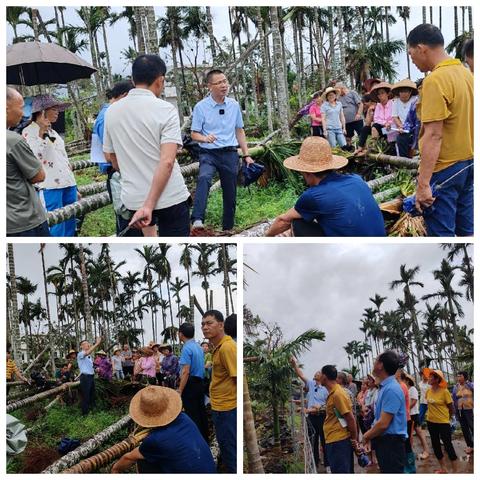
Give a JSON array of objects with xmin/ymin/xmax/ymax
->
[
  {"xmin": 391, "ymin": 78, "xmax": 418, "ymax": 96},
  {"xmin": 284, "ymin": 136, "xmax": 348, "ymax": 174},
  {"xmin": 141, "ymin": 346, "xmax": 154, "ymax": 356},
  {"xmin": 404, "ymin": 372, "xmax": 416, "ymax": 385},
  {"xmin": 96, "ymin": 350, "xmax": 107, "ymax": 357},
  {"xmin": 159, "ymin": 344, "xmax": 172, "ymax": 352},
  {"xmin": 369, "ymin": 82, "xmax": 393, "ymax": 102},
  {"xmin": 320, "ymin": 86, "xmax": 341, "ymax": 101},
  {"xmin": 31, "ymin": 94, "xmax": 71, "ymax": 114},
  {"xmin": 113, "ymin": 348, "xmax": 121, "ymax": 355},
  {"xmin": 129, "ymin": 386, "xmax": 182, "ymax": 428},
  {"xmin": 67, "ymin": 349, "xmax": 77, "ymax": 357},
  {"xmin": 424, "ymin": 368, "xmax": 448, "ymax": 388}
]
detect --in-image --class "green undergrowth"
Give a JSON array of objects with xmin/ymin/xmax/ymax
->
[
  {"xmin": 205, "ymin": 181, "xmax": 298, "ymax": 231},
  {"xmin": 79, "ymin": 204, "xmax": 116, "ymax": 237}
]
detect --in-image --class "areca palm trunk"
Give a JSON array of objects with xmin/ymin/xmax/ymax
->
[
  {"xmin": 270, "ymin": 7, "xmax": 290, "ymax": 139},
  {"xmin": 221, "ymin": 245, "xmax": 230, "ymax": 316},
  {"xmin": 439, "ymin": 7, "xmax": 442, "ymax": 29},
  {"xmin": 145, "ymin": 7, "xmax": 158, "ymax": 54},
  {"xmin": 8, "ymin": 245, "xmax": 22, "ymax": 364},
  {"xmin": 454, "ymin": 7, "xmax": 458, "ymax": 38},
  {"xmin": 327, "ymin": 8, "xmax": 336, "ymax": 80},
  {"xmin": 205, "ymin": 7, "xmax": 217, "ymax": 63},
  {"xmin": 257, "ymin": 8, "xmax": 273, "ymax": 131},
  {"xmin": 79, "ymin": 244, "xmax": 93, "ymax": 341},
  {"xmin": 244, "ymin": 373, "xmax": 265, "ymax": 473},
  {"xmin": 168, "ymin": 9, "xmax": 184, "ymax": 125},
  {"xmin": 40, "ymin": 245, "xmax": 56, "ymax": 377},
  {"xmin": 337, "ymin": 7, "xmax": 346, "ymax": 81},
  {"xmin": 134, "ymin": 6, "xmax": 146, "ymax": 54},
  {"xmin": 314, "ymin": 8, "xmax": 326, "ymax": 88},
  {"xmin": 403, "ymin": 16, "xmax": 411, "ymax": 78},
  {"xmin": 101, "ymin": 21, "xmax": 113, "ymax": 86}
]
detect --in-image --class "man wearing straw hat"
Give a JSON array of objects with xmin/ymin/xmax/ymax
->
[
  {"xmin": 407, "ymin": 23, "xmax": 473, "ymax": 236},
  {"xmin": 266, "ymin": 136, "xmax": 385, "ymax": 237},
  {"xmin": 111, "ymin": 386, "xmax": 216, "ymax": 473}
]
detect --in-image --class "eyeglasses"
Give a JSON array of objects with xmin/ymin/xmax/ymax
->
[{"xmin": 210, "ymin": 79, "xmax": 228, "ymax": 86}]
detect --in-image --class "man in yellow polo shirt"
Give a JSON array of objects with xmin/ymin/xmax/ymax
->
[
  {"xmin": 320, "ymin": 364, "xmax": 357, "ymax": 473},
  {"xmin": 407, "ymin": 23, "xmax": 473, "ymax": 236},
  {"xmin": 201, "ymin": 309, "xmax": 236, "ymax": 473}
]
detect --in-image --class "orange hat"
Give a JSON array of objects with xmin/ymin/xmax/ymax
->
[{"xmin": 424, "ymin": 368, "xmax": 448, "ymax": 388}]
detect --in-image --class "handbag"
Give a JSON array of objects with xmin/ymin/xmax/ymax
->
[{"xmin": 241, "ymin": 162, "xmax": 265, "ymax": 187}]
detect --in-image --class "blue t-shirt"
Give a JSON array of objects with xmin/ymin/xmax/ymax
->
[
  {"xmin": 294, "ymin": 173, "xmax": 386, "ymax": 236},
  {"xmin": 321, "ymin": 101, "xmax": 343, "ymax": 130},
  {"xmin": 138, "ymin": 412, "xmax": 216, "ymax": 473},
  {"xmin": 77, "ymin": 351, "xmax": 94, "ymax": 375},
  {"xmin": 179, "ymin": 339, "xmax": 204, "ymax": 379},
  {"xmin": 191, "ymin": 95, "xmax": 244, "ymax": 149},
  {"xmin": 92, "ymin": 103, "xmax": 111, "ymax": 173},
  {"xmin": 374, "ymin": 375, "xmax": 407, "ymax": 437},
  {"xmin": 306, "ymin": 379, "xmax": 328, "ymax": 409}
]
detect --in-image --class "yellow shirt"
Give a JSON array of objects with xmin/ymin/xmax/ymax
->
[
  {"xmin": 324, "ymin": 383, "xmax": 352, "ymax": 444},
  {"xmin": 417, "ymin": 58, "xmax": 474, "ymax": 172},
  {"xmin": 425, "ymin": 387, "xmax": 452, "ymax": 424},
  {"xmin": 210, "ymin": 335, "xmax": 236, "ymax": 411}
]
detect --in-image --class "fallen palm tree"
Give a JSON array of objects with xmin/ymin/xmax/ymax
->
[
  {"xmin": 6, "ymin": 381, "xmax": 80, "ymax": 413},
  {"xmin": 77, "ymin": 181, "xmax": 107, "ymax": 196},
  {"xmin": 363, "ymin": 152, "xmax": 419, "ymax": 169},
  {"xmin": 42, "ymin": 415, "xmax": 133, "ymax": 473},
  {"xmin": 71, "ymin": 160, "xmax": 96, "ymax": 171},
  {"xmin": 62, "ymin": 428, "xmax": 151, "ymax": 473}
]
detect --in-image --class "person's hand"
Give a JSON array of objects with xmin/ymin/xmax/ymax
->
[
  {"xmin": 289, "ymin": 356, "xmax": 297, "ymax": 366},
  {"xmin": 415, "ymin": 183, "xmax": 435, "ymax": 213},
  {"xmin": 37, "ymin": 112, "xmax": 51, "ymax": 137},
  {"xmin": 244, "ymin": 155, "xmax": 254, "ymax": 165},
  {"xmin": 76, "ymin": 190, "xmax": 82, "ymax": 201},
  {"xmin": 129, "ymin": 207, "xmax": 152, "ymax": 230},
  {"xmin": 95, "ymin": 336, "xmax": 103, "ymax": 345},
  {"xmin": 355, "ymin": 113, "xmax": 362, "ymax": 121},
  {"xmin": 203, "ymin": 133, "xmax": 216, "ymax": 143},
  {"xmin": 343, "ymin": 128, "xmax": 347, "ymax": 135},
  {"xmin": 385, "ymin": 122, "xmax": 391, "ymax": 131}
]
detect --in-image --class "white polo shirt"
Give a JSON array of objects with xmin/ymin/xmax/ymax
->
[{"xmin": 103, "ymin": 88, "xmax": 190, "ymax": 210}]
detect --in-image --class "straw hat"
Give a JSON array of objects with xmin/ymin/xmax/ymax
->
[
  {"xmin": 113, "ymin": 348, "xmax": 121, "ymax": 355},
  {"xmin": 369, "ymin": 82, "xmax": 393, "ymax": 102},
  {"xmin": 320, "ymin": 86, "xmax": 340, "ymax": 101},
  {"xmin": 66, "ymin": 349, "xmax": 77, "ymax": 358},
  {"xmin": 129, "ymin": 386, "xmax": 182, "ymax": 428},
  {"xmin": 31, "ymin": 94, "xmax": 71, "ymax": 114},
  {"xmin": 404, "ymin": 372, "xmax": 416, "ymax": 386},
  {"xmin": 140, "ymin": 347, "xmax": 154, "ymax": 356},
  {"xmin": 366, "ymin": 372, "xmax": 376, "ymax": 382},
  {"xmin": 424, "ymin": 368, "xmax": 448, "ymax": 388},
  {"xmin": 159, "ymin": 344, "xmax": 172, "ymax": 353},
  {"xmin": 96, "ymin": 350, "xmax": 107, "ymax": 357},
  {"xmin": 284, "ymin": 136, "xmax": 348, "ymax": 174},
  {"xmin": 391, "ymin": 78, "xmax": 418, "ymax": 96}
]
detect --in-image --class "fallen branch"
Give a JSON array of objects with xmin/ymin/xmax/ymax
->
[
  {"xmin": 6, "ymin": 381, "xmax": 80, "ymax": 413},
  {"xmin": 77, "ymin": 181, "xmax": 107, "ymax": 196},
  {"xmin": 42, "ymin": 414, "xmax": 133, "ymax": 473},
  {"xmin": 363, "ymin": 152, "xmax": 419, "ymax": 169},
  {"xmin": 373, "ymin": 187, "xmax": 402, "ymax": 203}
]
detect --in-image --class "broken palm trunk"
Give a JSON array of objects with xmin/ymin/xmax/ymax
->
[
  {"xmin": 42, "ymin": 415, "xmax": 134, "ymax": 473},
  {"xmin": 6, "ymin": 381, "xmax": 80, "ymax": 413},
  {"xmin": 363, "ymin": 152, "xmax": 419, "ymax": 169}
]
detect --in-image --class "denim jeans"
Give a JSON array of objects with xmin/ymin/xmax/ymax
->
[
  {"xmin": 424, "ymin": 159, "xmax": 473, "ymax": 236},
  {"xmin": 418, "ymin": 403, "xmax": 428, "ymax": 425},
  {"xmin": 325, "ymin": 437, "xmax": 353, "ymax": 473},
  {"xmin": 113, "ymin": 370, "xmax": 124, "ymax": 380},
  {"xmin": 191, "ymin": 149, "xmax": 240, "ymax": 230},
  {"xmin": 326, "ymin": 128, "xmax": 346, "ymax": 148},
  {"xmin": 7, "ymin": 220, "xmax": 51, "ymax": 237},
  {"xmin": 211, "ymin": 408, "xmax": 236, "ymax": 473},
  {"xmin": 43, "ymin": 185, "xmax": 77, "ymax": 237}
]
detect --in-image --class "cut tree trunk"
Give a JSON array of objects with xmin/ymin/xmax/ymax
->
[{"xmin": 244, "ymin": 374, "xmax": 265, "ymax": 473}]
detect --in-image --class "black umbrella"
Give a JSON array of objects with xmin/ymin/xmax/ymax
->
[{"xmin": 7, "ymin": 41, "xmax": 97, "ymax": 86}]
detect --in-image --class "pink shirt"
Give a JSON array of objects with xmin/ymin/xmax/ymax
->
[
  {"xmin": 139, "ymin": 356, "xmax": 156, "ymax": 377},
  {"xmin": 309, "ymin": 104, "xmax": 323, "ymax": 126},
  {"xmin": 373, "ymin": 100, "xmax": 394, "ymax": 126}
]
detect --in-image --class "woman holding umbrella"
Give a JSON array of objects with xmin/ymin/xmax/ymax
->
[{"xmin": 22, "ymin": 95, "xmax": 79, "ymax": 237}]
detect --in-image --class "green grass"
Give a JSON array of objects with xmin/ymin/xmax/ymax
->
[
  {"xmin": 79, "ymin": 204, "xmax": 116, "ymax": 237},
  {"xmin": 204, "ymin": 182, "xmax": 298, "ymax": 231}
]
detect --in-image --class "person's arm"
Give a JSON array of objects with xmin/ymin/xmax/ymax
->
[
  {"xmin": 14, "ymin": 365, "xmax": 29, "ymax": 384},
  {"xmin": 107, "ymin": 153, "xmax": 119, "ymax": 172},
  {"xmin": 289, "ymin": 357, "xmax": 309, "ymax": 386},
  {"xmin": 266, "ymin": 208, "xmax": 303, "ymax": 237},
  {"xmin": 191, "ymin": 131, "xmax": 216, "ymax": 144},
  {"xmin": 393, "ymin": 116, "xmax": 403, "ymax": 129},
  {"xmin": 29, "ymin": 168, "xmax": 46, "ymax": 184},
  {"xmin": 362, "ymin": 411, "xmax": 393, "ymax": 442},
  {"xmin": 235, "ymin": 127, "xmax": 254, "ymax": 164},
  {"xmin": 355, "ymin": 96, "xmax": 363, "ymax": 120},
  {"xmin": 344, "ymin": 411, "xmax": 358, "ymax": 441},
  {"xmin": 340, "ymin": 109, "xmax": 346, "ymax": 133},
  {"xmin": 84, "ymin": 337, "xmax": 102, "ymax": 357},
  {"xmin": 415, "ymin": 120, "xmax": 443, "ymax": 213},
  {"xmin": 129, "ymin": 143, "xmax": 178, "ymax": 229},
  {"xmin": 410, "ymin": 398, "xmax": 417, "ymax": 410},
  {"xmin": 111, "ymin": 447, "xmax": 145, "ymax": 473},
  {"xmin": 447, "ymin": 402, "xmax": 454, "ymax": 419}
]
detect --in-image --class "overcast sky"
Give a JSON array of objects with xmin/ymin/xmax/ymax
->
[
  {"xmin": 9, "ymin": 243, "xmax": 236, "ymax": 343},
  {"xmin": 7, "ymin": 6, "xmax": 461, "ymax": 83},
  {"xmin": 244, "ymin": 243, "xmax": 473, "ymax": 378}
]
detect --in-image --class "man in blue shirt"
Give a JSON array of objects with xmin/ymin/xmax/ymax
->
[
  {"xmin": 290, "ymin": 357, "xmax": 329, "ymax": 470},
  {"xmin": 266, "ymin": 136, "xmax": 386, "ymax": 237},
  {"xmin": 111, "ymin": 386, "xmax": 216, "ymax": 473},
  {"xmin": 190, "ymin": 69, "xmax": 254, "ymax": 231},
  {"xmin": 362, "ymin": 350, "xmax": 407, "ymax": 473},
  {"xmin": 77, "ymin": 337, "xmax": 102, "ymax": 415},
  {"xmin": 178, "ymin": 323, "xmax": 208, "ymax": 441}
]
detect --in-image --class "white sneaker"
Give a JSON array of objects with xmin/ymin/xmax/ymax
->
[
  {"xmin": 192, "ymin": 220, "xmax": 204, "ymax": 229},
  {"xmin": 325, "ymin": 466, "xmax": 331, "ymax": 473}
]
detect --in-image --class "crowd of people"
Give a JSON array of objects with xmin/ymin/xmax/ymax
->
[
  {"xmin": 6, "ymin": 24, "xmax": 473, "ymax": 238},
  {"xmin": 6, "ymin": 311, "xmax": 238, "ymax": 473},
  {"xmin": 291, "ymin": 350, "xmax": 474, "ymax": 474}
]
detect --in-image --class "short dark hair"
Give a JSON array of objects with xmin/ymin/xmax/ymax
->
[
  {"xmin": 203, "ymin": 309, "xmax": 224, "ymax": 322},
  {"xmin": 313, "ymin": 169, "xmax": 334, "ymax": 178},
  {"xmin": 322, "ymin": 364, "xmax": 337, "ymax": 381},
  {"xmin": 201, "ymin": 341, "xmax": 209, "ymax": 347},
  {"xmin": 457, "ymin": 371, "xmax": 469, "ymax": 380},
  {"xmin": 407, "ymin": 24, "xmax": 444, "ymax": 48},
  {"xmin": 206, "ymin": 69, "xmax": 224, "ymax": 84},
  {"xmin": 337, "ymin": 371, "xmax": 348, "ymax": 386},
  {"xmin": 377, "ymin": 350, "xmax": 400, "ymax": 376},
  {"xmin": 462, "ymin": 38, "xmax": 473, "ymax": 60},
  {"xmin": 79, "ymin": 339, "xmax": 88, "ymax": 346},
  {"xmin": 179, "ymin": 322, "xmax": 195, "ymax": 339},
  {"xmin": 132, "ymin": 55, "xmax": 167, "ymax": 86},
  {"xmin": 224, "ymin": 314, "xmax": 237, "ymax": 338},
  {"xmin": 362, "ymin": 93, "xmax": 373, "ymax": 103},
  {"xmin": 108, "ymin": 80, "xmax": 134, "ymax": 100}
]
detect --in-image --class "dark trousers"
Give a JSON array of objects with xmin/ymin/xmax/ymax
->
[
  {"xmin": 427, "ymin": 421, "xmax": 458, "ymax": 461},
  {"xmin": 182, "ymin": 376, "xmax": 209, "ymax": 442},
  {"xmin": 7, "ymin": 220, "xmax": 51, "ymax": 237},
  {"xmin": 358, "ymin": 125, "xmax": 372, "ymax": 148},
  {"xmin": 396, "ymin": 132, "xmax": 413, "ymax": 158},
  {"xmin": 191, "ymin": 149, "xmax": 240, "ymax": 230},
  {"xmin": 292, "ymin": 218, "xmax": 324, "ymax": 237},
  {"xmin": 346, "ymin": 119, "xmax": 364, "ymax": 139},
  {"xmin": 212, "ymin": 408, "xmax": 236, "ymax": 473},
  {"xmin": 311, "ymin": 125, "xmax": 323, "ymax": 137},
  {"xmin": 307, "ymin": 413, "xmax": 327, "ymax": 466},
  {"xmin": 325, "ymin": 438, "xmax": 354, "ymax": 473},
  {"xmin": 405, "ymin": 419, "xmax": 413, "ymax": 453},
  {"xmin": 80, "ymin": 373, "xmax": 95, "ymax": 415},
  {"xmin": 371, "ymin": 122, "xmax": 388, "ymax": 140},
  {"xmin": 373, "ymin": 434, "xmax": 406, "ymax": 473},
  {"xmin": 128, "ymin": 199, "xmax": 190, "ymax": 237},
  {"xmin": 458, "ymin": 409, "xmax": 474, "ymax": 448}
]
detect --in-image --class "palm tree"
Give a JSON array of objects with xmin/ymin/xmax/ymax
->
[
  {"xmin": 8, "ymin": 245, "xmax": 22, "ymax": 364},
  {"xmin": 441, "ymin": 244, "xmax": 473, "ymax": 301},
  {"xmin": 171, "ymin": 277, "xmax": 188, "ymax": 328},
  {"xmin": 6, "ymin": 7, "xmax": 28, "ymax": 43},
  {"xmin": 179, "ymin": 244, "xmax": 194, "ymax": 322},
  {"xmin": 205, "ymin": 7, "xmax": 217, "ymax": 63},
  {"xmin": 193, "ymin": 244, "xmax": 216, "ymax": 311},
  {"xmin": 397, "ymin": 7, "xmax": 411, "ymax": 78},
  {"xmin": 256, "ymin": 7, "xmax": 273, "ymax": 131}
]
